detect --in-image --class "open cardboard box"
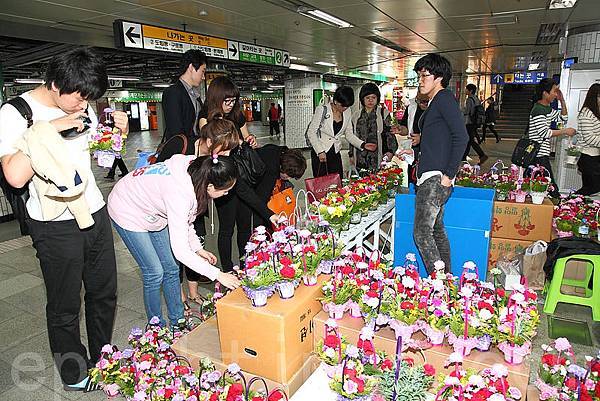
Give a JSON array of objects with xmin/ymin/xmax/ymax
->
[
  {"xmin": 172, "ymin": 317, "xmax": 320, "ymax": 398},
  {"xmin": 313, "ymin": 311, "xmax": 531, "ymax": 397},
  {"xmin": 493, "ymin": 200, "xmax": 553, "ymax": 242},
  {"xmin": 216, "ymin": 275, "xmax": 328, "ymax": 382}
]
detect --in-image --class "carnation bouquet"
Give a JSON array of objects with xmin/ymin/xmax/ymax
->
[
  {"xmin": 374, "ymin": 359, "xmax": 435, "ymax": 401},
  {"xmin": 534, "ymin": 338, "xmax": 575, "ymax": 401},
  {"xmin": 329, "ymin": 350, "xmax": 379, "ymax": 400}
]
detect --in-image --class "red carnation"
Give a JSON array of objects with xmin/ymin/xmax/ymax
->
[
  {"xmin": 493, "ymin": 378, "xmax": 509, "ymax": 393},
  {"xmin": 252, "ymin": 397, "xmax": 265, "ymax": 401},
  {"xmin": 358, "ymin": 339, "xmax": 375, "ymax": 355},
  {"xmin": 366, "ymin": 290, "xmax": 378, "ymax": 298},
  {"xmin": 396, "ymin": 282, "xmax": 405, "ymax": 293},
  {"xmin": 496, "ymin": 288, "xmax": 505, "ymax": 297},
  {"xmin": 418, "ymin": 301, "xmax": 427, "ymax": 309},
  {"xmin": 423, "ymin": 364, "xmax": 436, "ymax": 376},
  {"xmin": 280, "ymin": 266, "xmax": 296, "ymax": 279},
  {"xmin": 403, "ymin": 357, "xmax": 414, "ymax": 366},
  {"xmin": 526, "ymin": 290, "xmax": 538, "ymax": 301},
  {"xmin": 324, "ymin": 334, "xmax": 340, "ymax": 349},
  {"xmin": 356, "ymin": 377, "xmax": 365, "ymax": 393},
  {"xmin": 381, "ymin": 359, "xmax": 393, "ymax": 371},
  {"xmin": 210, "ymin": 392, "xmax": 220, "ymax": 401},
  {"xmin": 280, "ymin": 256, "xmax": 293, "ymax": 267},
  {"xmin": 472, "ymin": 389, "xmax": 491, "ymax": 401},
  {"xmin": 174, "ymin": 365, "xmax": 190, "ymax": 375},
  {"xmin": 341, "ymin": 265, "xmax": 354, "ymax": 275},
  {"xmin": 565, "ymin": 377, "xmax": 578, "ymax": 391},
  {"xmin": 268, "ymin": 392, "xmax": 285, "ymax": 401},
  {"xmin": 591, "ymin": 361, "xmax": 600, "ymax": 375},
  {"xmin": 594, "ymin": 381, "xmax": 600, "ymax": 398},
  {"xmin": 343, "ymin": 368, "xmax": 357, "ymax": 378},
  {"xmin": 400, "ymin": 301, "xmax": 414, "ymax": 310},
  {"xmin": 164, "ymin": 389, "xmax": 174, "ymax": 399}
]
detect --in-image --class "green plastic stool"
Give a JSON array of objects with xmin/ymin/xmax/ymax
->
[{"xmin": 543, "ymin": 254, "xmax": 600, "ymax": 321}]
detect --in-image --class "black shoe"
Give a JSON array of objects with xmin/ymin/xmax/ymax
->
[
  {"xmin": 496, "ymin": 138, "xmax": 501, "ymax": 143},
  {"xmin": 478, "ymin": 155, "xmax": 489, "ymax": 165}
]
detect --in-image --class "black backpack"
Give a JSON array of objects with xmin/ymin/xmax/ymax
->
[
  {"xmin": 470, "ymin": 101, "xmax": 486, "ymax": 128},
  {"xmin": 0, "ymin": 97, "xmax": 33, "ymax": 236}
]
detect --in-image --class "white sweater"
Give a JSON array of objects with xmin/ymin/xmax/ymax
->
[
  {"xmin": 306, "ymin": 103, "xmax": 363, "ymax": 155},
  {"xmin": 577, "ymin": 107, "xmax": 600, "ymax": 156}
]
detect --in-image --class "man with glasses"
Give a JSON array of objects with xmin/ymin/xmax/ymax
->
[
  {"xmin": 162, "ymin": 49, "xmax": 206, "ymax": 141},
  {"xmin": 398, "ymin": 53, "xmax": 468, "ymax": 274}
]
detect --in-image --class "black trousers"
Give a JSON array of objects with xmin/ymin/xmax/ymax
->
[
  {"xmin": 463, "ymin": 124, "xmax": 486, "ymax": 160},
  {"xmin": 215, "ymin": 193, "xmax": 252, "ymax": 272},
  {"xmin": 576, "ymin": 153, "xmax": 600, "ymax": 196},
  {"xmin": 481, "ymin": 124, "xmax": 500, "ymax": 142},
  {"xmin": 27, "ymin": 206, "xmax": 117, "ymax": 385},
  {"xmin": 529, "ymin": 155, "xmax": 560, "ymax": 198},
  {"xmin": 311, "ymin": 146, "xmax": 343, "ymax": 178},
  {"xmin": 269, "ymin": 121, "xmax": 280, "ymax": 136},
  {"xmin": 106, "ymin": 157, "xmax": 128, "ymax": 178}
]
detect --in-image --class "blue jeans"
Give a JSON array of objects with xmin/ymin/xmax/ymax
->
[{"xmin": 112, "ymin": 222, "xmax": 183, "ymax": 326}]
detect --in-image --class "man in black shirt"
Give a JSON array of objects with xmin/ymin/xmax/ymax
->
[{"xmin": 398, "ymin": 53, "xmax": 469, "ymax": 274}]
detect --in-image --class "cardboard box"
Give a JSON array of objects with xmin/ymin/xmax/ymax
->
[
  {"xmin": 172, "ymin": 317, "xmax": 320, "ymax": 398},
  {"xmin": 216, "ymin": 276, "xmax": 327, "ymax": 382},
  {"xmin": 313, "ymin": 311, "xmax": 531, "ymax": 398},
  {"xmin": 492, "ymin": 200, "xmax": 553, "ymax": 242},
  {"xmin": 488, "ymin": 237, "xmax": 533, "ymax": 269},
  {"xmin": 527, "ymin": 384, "xmax": 540, "ymax": 401}
]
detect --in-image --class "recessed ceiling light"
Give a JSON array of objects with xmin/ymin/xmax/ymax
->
[
  {"xmin": 198, "ymin": 9, "xmax": 208, "ymax": 16},
  {"xmin": 548, "ymin": 0, "xmax": 578, "ymax": 9},
  {"xmin": 261, "ymin": 90, "xmax": 274, "ymax": 93},
  {"xmin": 315, "ymin": 61, "xmax": 336, "ymax": 67},
  {"xmin": 268, "ymin": 84, "xmax": 285, "ymax": 89},
  {"xmin": 297, "ymin": 7, "xmax": 353, "ymax": 28}
]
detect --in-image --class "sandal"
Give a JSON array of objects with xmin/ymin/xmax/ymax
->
[
  {"xmin": 183, "ymin": 300, "xmax": 193, "ymax": 317},
  {"xmin": 188, "ymin": 295, "xmax": 206, "ymax": 306}
]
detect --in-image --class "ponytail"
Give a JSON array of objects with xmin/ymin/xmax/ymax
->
[{"xmin": 188, "ymin": 155, "xmax": 238, "ymax": 215}]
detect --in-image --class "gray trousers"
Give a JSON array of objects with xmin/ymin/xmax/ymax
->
[{"xmin": 413, "ymin": 175, "xmax": 452, "ymax": 274}]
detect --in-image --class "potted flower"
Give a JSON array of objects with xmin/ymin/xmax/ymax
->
[
  {"xmin": 529, "ymin": 174, "xmax": 551, "ymax": 205},
  {"xmin": 374, "ymin": 360, "xmax": 435, "ymax": 401},
  {"xmin": 421, "ymin": 278, "xmax": 451, "ymax": 346},
  {"xmin": 294, "ymin": 235, "xmax": 320, "ymax": 286},
  {"xmin": 275, "ymin": 255, "xmax": 302, "ymax": 299},
  {"xmin": 534, "ymin": 338, "xmax": 574, "ymax": 401},
  {"xmin": 329, "ymin": 354, "xmax": 378, "ymax": 400},
  {"xmin": 321, "ymin": 276, "xmax": 355, "ymax": 319},
  {"xmin": 383, "ymin": 292, "xmax": 423, "ymax": 345},
  {"xmin": 495, "ymin": 180, "xmax": 515, "ymax": 201},
  {"xmin": 513, "ymin": 179, "xmax": 528, "ymax": 203},
  {"xmin": 565, "ymin": 145, "xmax": 581, "ymax": 164},
  {"xmin": 316, "ymin": 319, "xmax": 348, "ymax": 377},
  {"xmin": 447, "ymin": 308, "xmax": 479, "ymax": 356}
]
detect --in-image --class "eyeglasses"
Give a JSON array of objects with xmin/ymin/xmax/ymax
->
[
  {"xmin": 223, "ymin": 98, "xmax": 237, "ymax": 106},
  {"xmin": 418, "ymin": 72, "xmax": 433, "ymax": 80}
]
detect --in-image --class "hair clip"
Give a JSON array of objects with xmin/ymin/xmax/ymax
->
[{"xmin": 212, "ymin": 154, "xmax": 219, "ymax": 164}]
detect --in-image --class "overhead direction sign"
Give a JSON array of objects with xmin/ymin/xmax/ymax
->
[
  {"xmin": 113, "ymin": 20, "xmax": 289, "ymax": 67},
  {"xmin": 490, "ymin": 71, "xmax": 547, "ymax": 85},
  {"xmin": 492, "ymin": 73, "xmax": 504, "ymax": 85}
]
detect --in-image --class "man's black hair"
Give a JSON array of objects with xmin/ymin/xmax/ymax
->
[
  {"xmin": 534, "ymin": 78, "xmax": 557, "ymax": 102},
  {"xmin": 466, "ymin": 83, "xmax": 477, "ymax": 94},
  {"xmin": 413, "ymin": 53, "xmax": 452, "ymax": 88},
  {"xmin": 333, "ymin": 86, "xmax": 355, "ymax": 108},
  {"xmin": 177, "ymin": 49, "xmax": 207, "ymax": 77},
  {"xmin": 44, "ymin": 47, "xmax": 108, "ymax": 101}
]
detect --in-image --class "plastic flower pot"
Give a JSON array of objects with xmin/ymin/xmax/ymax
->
[
  {"xmin": 475, "ymin": 334, "xmax": 492, "ymax": 352},
  {"xmin": 498, "ymin": 341, "xmax": 532, "ymax": 365},
  {"xmin": 566, "ymin": 155, "xmax": 578, "ymax": 165},
  {"xmin": 556, "ymin": 229, "xmax": 573, "ymax": 238},
  {"xmin": 318, "ymin": 260, "xmax": 334, "ymax": 274},
  {"xmin": 424, "ymin": 325, "xmax": 446, "ymax": 346},
  {"xmin": 346, "ymin": 301, "xmax": 362, "ymax": 318},
  {"xmin": 323, "ymin": 363, "xmax": 337, "ymax": 378},
  {"xmin": 513, "ymin": 190, "xmax": 527, "ymax": 203},
  {"xmin": 387, "ymin": 189, "xmax": 396, "ymax": 198},
  {"xmin": 302, "ymin": 274, "xmax": 318, "ymax": 286},
  {"xmin": 447, "ymin": 331, "xmax": 478, "ymax": 356},
  {"xmin": 370, "ymin": 199, "xmax": 379, "ymax": 211},
  {"xmin": 496, "ymin": 190, "xmax": 508, "ymax": 201},
  {"xmin": 351, "ymin": 212, "xmax": 362, "ymax": 224},
  {"xmin": 327, "ymin": 303, "xmax": 346, "ymax": 319},
  {"xmin": 276, "ymin": 281, "xmax": 296, "ymax": 299},
  {"xmin": 97, "ymin": 151, "xmax": 116, "ymax": 168},
  {"xmin": 244, "ymin": 287, "xmax": 272, "ymax": 307},
  {"xmin": 530, "ymin": 191, "xmax": 546, "ymax": 205},
  {"xmin": 361, "ymin": 208, "xmax": 369, "ymax": 217}
]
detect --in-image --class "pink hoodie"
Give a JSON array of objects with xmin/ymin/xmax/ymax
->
[{"xmin": 108, "ymin": 154, "xmax": 219, "ymax": 280}]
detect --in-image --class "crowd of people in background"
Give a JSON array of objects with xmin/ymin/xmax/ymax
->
[{"xmin": 1, "ymin": 44, "xmax": 600, "ymax": 395}]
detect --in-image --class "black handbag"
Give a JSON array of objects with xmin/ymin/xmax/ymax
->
[
  {"xmin": 511, "ymin": 121, "xmax": 540, "ymax": 167},
  {"xmin": 232, "ymin": 141, "xmax": 266, "ymax": 187}
]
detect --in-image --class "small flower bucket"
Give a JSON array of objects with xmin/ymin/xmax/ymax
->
[
  {"xmin": 513, "ymin": 190, "xmax": 527, "ymax": 203},
  {"xmin": 302, "ymin": 274, "xmax": 318, "ymax": 286},
  {"xmin": 530, "ymin": 191, "xmax": 546, "ymax": 205},
  {"xmin": 424, "ymin": 325, "xmax": 446, "ymax": 346},
  {"xmin": 276, "ymin": 281, "xmax": 296, "ymax": 299},
  {"xmin": 498, "ymin": 341, "xmax": 531, "ymax": 365},
  {"xmin": 97, "ymin": 150, "xmax": 116, "ymax": 168}
]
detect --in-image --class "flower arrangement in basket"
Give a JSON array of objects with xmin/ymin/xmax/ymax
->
[
  {"xmin": 90, "ymin": 108, "xmax": 127, "ymax": 168},
  {"xmin": 240, "ymin": 227, "xmax": 279, "ymax": 307},
  {"xmin": 329, "ymin": 352, "xmax": 379, "ymax": 400},
  {"xmin": 553, "ymin": 194, "xmax": 600, "ymax": 238},
  {"xmin": 316, "ymin": 319, "xmax": 349, "ymax": 377},
  {"xmin": 534, "ymin": 338, "xmax": 576, "ymax": 401},
  {"xmin": 314, "ymin": 191, "xmax": 352, "ymax": 232},
  {"xmin": 420, "ymin": 273, "xmax": 454, "ymax": 346},
  {"xmin": 565, "ymin": 145, "xmax": 581, "ymax": 164},
  {"xmin": 495, "ymin": 282, "xmax": 539, "ymax": 364},
  {"xmin": 321, "ymin": 266, "xmax": 359, "ymax": 319},
  {"xmin": 527, "ymin": 165, "xmax": 552, "ymax": 204}
]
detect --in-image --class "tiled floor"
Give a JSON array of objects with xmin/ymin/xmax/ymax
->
[{"xmin": 0, "ymin": 123, "xmax": 597, "ymax": 401}]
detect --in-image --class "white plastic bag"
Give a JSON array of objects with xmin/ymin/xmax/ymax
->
[{"xmin": 496, "ymin": 252, "xmax": 522, "ymax": 291}]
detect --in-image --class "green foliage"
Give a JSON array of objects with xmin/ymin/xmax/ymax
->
[{"xmin": 375, "ymin": 361, "xmax": 434, "ymax": 401}]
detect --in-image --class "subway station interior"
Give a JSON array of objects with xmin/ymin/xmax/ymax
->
[{"xmin": 2, "ymin": 0, "xmax": 600, "ymax": 400}]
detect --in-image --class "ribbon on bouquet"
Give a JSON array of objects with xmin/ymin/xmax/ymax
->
[{"xmin": 391, "ymin": 336, "xmax": 403, "ymax": 401}]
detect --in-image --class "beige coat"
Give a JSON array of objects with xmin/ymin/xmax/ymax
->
[{"xmin": 15, "ymin": 121, "xmax": 94, "ymax": 229}]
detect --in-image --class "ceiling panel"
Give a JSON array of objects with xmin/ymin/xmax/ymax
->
[
  {"xmin": 399, "ymin": 18, "xmax": 454, "ymax": 35},
  {"xmin": 371, "ymin": 0, "xmax": 438, "ymax": 21},
  {"xmin": 428, "ymin": 0, "xmax": 491, "ymax": 17}
]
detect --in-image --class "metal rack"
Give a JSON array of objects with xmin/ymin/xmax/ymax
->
[{"xmin": 555, "ymin": 136, "xmax": 582, "ymax": 193}]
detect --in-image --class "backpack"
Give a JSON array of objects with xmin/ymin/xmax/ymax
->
[
  {"xmin": 469, "ymin": 97, "xmax": 485, "ymax": 127},
  {"xmin": 0, "ymin": 97, "xmax": 33, "ymax": 236}
]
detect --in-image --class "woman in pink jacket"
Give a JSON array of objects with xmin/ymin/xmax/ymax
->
[{"xmin": 108, "ymin": 155, "xmax": 240, "ymax": 327}]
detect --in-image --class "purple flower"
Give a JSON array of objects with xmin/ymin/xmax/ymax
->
[
  {"xmin": 207, "ymin": 370, "xmax": 222, "ymax": 382},
  {"xmin": 554, "ymin": 337, "xmax": 571, "ymax": 352},
  {"xmin": 434, "ymin": 309, "xmax": 444, "ymax": 318},
  {"xmin": 227, "ymin": 363, "xmax": 241, "ymax": 376},
  {"xmin": 122, "ymin": 348, "xmax": 134, "ymax": 359},
  {"xmin": 149, "ymin": 316, "xmax": 161, "ymax": 325},
  {"xmin": 567, "ymin": 364, "xmax": 587, "ymax": 379},
  {"xmin": 507, "ymin": 387, "xmax": 522, "ymax": 400},
  {"xmin": 172, "ymin": 395, "xmax": 185, "ymax": 401}
]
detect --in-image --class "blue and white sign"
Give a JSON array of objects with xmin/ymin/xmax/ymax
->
[{"xmin": 491, "ymin": 71, "xmax": 547, "ymax": 85}]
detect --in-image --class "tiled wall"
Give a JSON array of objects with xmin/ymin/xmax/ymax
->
[{"xmin": 567, "ymin": 31, "xmax": 600, "ymax": 63}]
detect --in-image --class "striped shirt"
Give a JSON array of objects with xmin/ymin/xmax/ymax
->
[
  {"xmin": 577, "ymin": 107, "xmax": 600, "ymax": 156},
  {"xmin": 528, "ymin": 103, "xmax": 567, "ymax": 157}
]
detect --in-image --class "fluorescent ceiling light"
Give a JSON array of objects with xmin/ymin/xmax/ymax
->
[
  {"xmin": 268, "ymin": 84, "xmax": 285, "ymax": 89},
  {"xmin": 528, "ymin": 63, "xmax": 540, "ymax": 70},
  {"xmin": 549, "ymin": 0, "xmax": 578, "ymax": 9},
  {"xmin": 261, "ymin": 90, "xmax": 274, "ymax": 93},
  {"xmin": 14, "ymin": 78, "xmax": 45, "ymax": 84},
  {"xmin": 289, "ymin": 56, "xmax": 301, "ymax": 60},
  {"xmin": 290, "ymin": 63, "xmax": 310, "ymax": 71},
  {"xmin": 152, "ymin": 83, "xmax": 170, "ymax": 88},
  {"xmin": 108, "ymin": 76, "xmax": 140, "ymax": 81},
  {"xmin": 359, "ymin": 70, "xmax": 378, "ymax": 75},
  {"xmin": 298, "ymin": 7, "xmax": 353, "ymax": 28},
  {"xmin": 316, "ymin": 61, "xmax": 336, "ymax": 67}
]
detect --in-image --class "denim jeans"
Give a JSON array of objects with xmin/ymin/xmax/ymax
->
[
  {"xmin": 112, "ymin": 222, "xmax": 183, "ymax": 326},
  {"xmin": 413, "ymin": 175, "xmax": 453, "ymax": 274}
]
